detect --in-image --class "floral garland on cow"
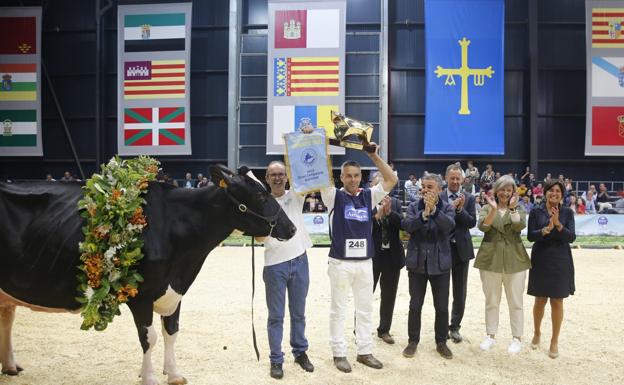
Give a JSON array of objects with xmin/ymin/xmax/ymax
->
[{"xmin": 76, "ymin": 156, "xmax": 159, "ymax": 330}]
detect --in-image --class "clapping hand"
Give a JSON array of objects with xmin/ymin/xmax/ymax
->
[
  {"xmin": 423, "ymin": 191, "xmax": 437, "ymax": 216},
  {"xmin": 378, "ymin": 196, "xmax": 392, "ymax": 218},
  {"xmin": 453, "ymin": 193, "xmax": 465, "ymax": 211},
  {"xmin": 550, "ymin": 205, "xmax": 561, "ymax": 227},
  {"xmin": 509, "ymin": 194, "xmax": 518, "ymax": 209},
  {"xmin": 485, "ymin": 193, "xmax": 498, "ymax": 210}
]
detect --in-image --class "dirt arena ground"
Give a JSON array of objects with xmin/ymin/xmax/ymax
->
[{"xmin": 2, "ymin": 248, "xmax": 623, "ymax": 385}]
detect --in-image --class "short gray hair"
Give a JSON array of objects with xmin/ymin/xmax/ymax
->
[
  {"xmin": 492, "ymin": 175, "xmax": 517, "ymax": 195},
  {"xmin": 422, "ymin": 172, "xmax": 443, "ymax": 187},
  {"xmin": 445, "ymin": 162, "xmax": 465, "ymax": 177},
  {"xmin": 267, "ymin": 160, "xmax": 285, "ymax": 169}
]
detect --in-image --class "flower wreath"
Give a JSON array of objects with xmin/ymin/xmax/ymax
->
[{"xmin": 76, "ymin": 156, "xmax": 159, "ymax": 330}]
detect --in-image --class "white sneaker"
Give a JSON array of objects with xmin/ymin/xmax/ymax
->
[
  {"xmin": 479, "ymin": 336, "xmax": 496, "ymax": 351},
  {"xmin": 508, "ymin": 338, "xmax": 522, "ymax": 354}
]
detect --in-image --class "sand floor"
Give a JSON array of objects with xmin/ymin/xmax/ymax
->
[{"xmin": 1, "ymin": 248, "xmax": 623, "ymax": 385}]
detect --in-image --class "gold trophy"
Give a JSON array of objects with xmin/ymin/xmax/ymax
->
[{"xmin": 328, "ymin": 111, "xmax": 376, "ymax": 153}]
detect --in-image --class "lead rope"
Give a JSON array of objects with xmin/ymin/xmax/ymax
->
[{"xmin": 251, "ymin": 236, "xmax": 260, "ymax": 361}]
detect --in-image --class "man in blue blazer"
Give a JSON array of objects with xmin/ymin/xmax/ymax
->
[
  {"xmin": 440, "ymin": 163, "xmax": 477, "ymax": 343},
  {"xmin": 401, "ymin": 173, "xmax": 455, "ymax": 359}
]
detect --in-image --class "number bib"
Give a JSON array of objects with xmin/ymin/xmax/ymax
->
[{"xmin": 345, "ymin": 239, "xmax": 367, "ymax": 258}]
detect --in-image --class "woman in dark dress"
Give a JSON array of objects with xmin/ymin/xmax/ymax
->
[{"xmin": 527, "ymin": 180, "xmax": 576, "ymax": 359}]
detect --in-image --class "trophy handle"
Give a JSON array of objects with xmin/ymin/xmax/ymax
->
[{"xmin": 328, "ymin": 138, "xmax": 377, "ymax": 153}]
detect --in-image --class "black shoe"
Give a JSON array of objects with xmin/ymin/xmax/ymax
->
[
  {"xmin": 436, "ymin": 342, "xmax": 453, "ymax": 359},
  {"xmin": 378, "ymin": 332, "xmax": 395, "ymax": 345},
  {"xmin": 402, "ymin": 342, "xmax": 418, "ymax": 358},
  {"xmin": 333, "ymin": 357, "xmax": 352, "ymax": 373},
  {"xmin": 449, "ymin": 329, "xmax": 463, "ymax": 343},
  {"xmin": 270, "ymin": 363, "xmax": 283, "ymax": 379},
  {"xmin": 294, "ymin": 352, "xmax": 314, "ymax": 372}
]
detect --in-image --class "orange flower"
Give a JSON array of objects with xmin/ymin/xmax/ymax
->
[
  {"xmin": 84, "ymin": 253, "xmax": 103, "ymax": 288},
  {"xmin": 87, "ymin": 204, "xmax": 97, "ymax": 217},
  {"xmin": 110, "ymin": 188, "xmax": 122, "ymax": 202},
  {"xmin": 92, "ymin": 224, "xmax": 111, "ymax": 239},
  {"xmin": 112, "ymin": 257, "xmax": 121, "ymax": 267},
  {"xmin": 137, "ymin": 179, "xmax": 149, "ymax": 190},
  {"xmin": 116, "ymin": 284, "xmax": 138, "ymax": 303},
  {"xmin": 129, "ymin": 207, "xmax": 147, "ymax": 226},
  {"xmin": 147, "ymin": 165, "xmax": 159, "ymax": 174}
]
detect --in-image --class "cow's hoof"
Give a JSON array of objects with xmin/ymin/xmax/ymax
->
[
  {"xmin": 167, "ymin": 377, "xmax": 187, "ymax": 385},
  {"xmin": 2, "ymin": 365, "xmax": 23, "ymax": 376}
]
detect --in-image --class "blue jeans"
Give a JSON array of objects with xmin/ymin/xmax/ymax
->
[{"xmin": 263, "ymin": 252, "xmax": 310, "ymax": 364}]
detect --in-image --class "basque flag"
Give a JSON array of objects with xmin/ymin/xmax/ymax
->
[{"xmin": 424, "ymin": 0, "xmax": 505, "ymax": 155}]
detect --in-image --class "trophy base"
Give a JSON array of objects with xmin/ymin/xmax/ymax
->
[{"xmin": 329, "ymin": 138, "xmax": 376, "ymax": 153}]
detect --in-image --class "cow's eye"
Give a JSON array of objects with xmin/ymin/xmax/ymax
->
[{"xmin": 256, "ymin": 192, "xmax": 267, "ymax": 203}]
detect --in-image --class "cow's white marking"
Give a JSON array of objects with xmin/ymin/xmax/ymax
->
[
  {"xmin": 162, "ymin": 326, "xmax": 185, "ymax": 383},
  {"xmin": 153, "ymin": 286, "xmax": 182, "ymax": 316},
  {"xmin": 246, "ymin": 170, "xmax": 266, "ymax": 191},
  {"xmin": 140, "ymin": 325, "xmax": 158, "ymax": 385},
  {"xmin": 0, "ymin": 305, "xmax": 17, "ymax": 373}
]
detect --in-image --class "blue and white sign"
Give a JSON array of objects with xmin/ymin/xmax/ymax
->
[{"xmin": 284, "ymin": 129, "xmax": 332, "ymax": 194}]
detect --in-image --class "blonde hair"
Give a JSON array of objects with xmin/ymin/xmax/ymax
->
[{"xmin": 492, "ymin": 175, "xmax": 517, "ymax": 199}]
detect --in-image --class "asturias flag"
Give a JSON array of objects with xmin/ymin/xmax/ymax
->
[{"xmin": 424, "ymin": 0, "xmax": 505, "ymax": 155}]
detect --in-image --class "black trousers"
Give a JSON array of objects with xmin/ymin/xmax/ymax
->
[
  {"xmin": 407, "ymin": 270, "xmax": 450, "ymax": 344},
  {"xmin": 373, "ymin": 254, "xmax": 401, "ymax": 335},
  {"xmin": 449, "ymin": 243, "xmax": 470, "ymax": 331}
]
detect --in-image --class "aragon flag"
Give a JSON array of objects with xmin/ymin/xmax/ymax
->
[
  {"xmin": 424, "ymin": 0, "xmax": 505, "ymax": 155},
  {"xmin": 0, "ymin": 17, "xmax": 36, "ymax": 54}
]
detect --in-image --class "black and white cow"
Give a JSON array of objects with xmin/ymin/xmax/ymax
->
[{"xmin": 0, "ymin": 165, "xmax": 296, "ymax": 385}]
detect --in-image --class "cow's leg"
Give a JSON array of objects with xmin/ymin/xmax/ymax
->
[
  {"xmin": 129, "ymin": 301, "xmax": 159, "ymax": 385},
  {"xmin": 161, "ymin": 302, "xmax": 186, "ymax": 385},
  {"xmin": 0, "ymin": 305, "xmax": 22, "ymax": 375}
]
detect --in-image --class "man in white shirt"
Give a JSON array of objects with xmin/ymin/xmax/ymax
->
[
  {"xmin": 320, "ymin": 145, "xmax": 398, "ymax": 373},
  {"xmin": 261, "ymin": 161, "xmax": 314, "ymax": 379}
]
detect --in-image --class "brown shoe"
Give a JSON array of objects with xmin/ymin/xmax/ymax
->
[
  {"xmin": 436, "ymin": 342, "xmax": 453, "ymax": 359},
  {"xmin": 402, "ymin": 342, "xmax": 418, "ymax": 358},
  {"xmin": 356, "ymin": 354, "xmax": 383, "ymax": 369},
  {"xmin": 333, "ymin": 357, "xmax": 352, "ymax": 373},
  {"xmin": 378, "ymin": 332, "xmax": 395, "ymax": 345}
]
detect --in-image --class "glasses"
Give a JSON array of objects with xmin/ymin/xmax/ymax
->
[{"xmin": 268, "ymin": 173, "xmax": 286, "ymax": 179}]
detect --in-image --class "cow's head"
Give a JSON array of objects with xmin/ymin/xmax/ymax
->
[{"xmin": 210, "ymin": 164, "xmax": 296, "ymax": 241}]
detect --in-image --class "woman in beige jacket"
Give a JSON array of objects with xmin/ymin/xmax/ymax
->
[{"xmin": 474, "ymin": 175, "xmax": 531, "ymax": 354}]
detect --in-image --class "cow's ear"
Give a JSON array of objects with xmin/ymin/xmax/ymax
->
[
  {"xmin": 238, "ymin": 165, "xmax": 250, "ymax": 175},
  {"xmin": 210, "ymin": 165, "xmax": 234, "ymax": 188}
]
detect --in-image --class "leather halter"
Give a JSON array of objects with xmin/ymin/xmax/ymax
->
[{"xmin": 222, "ymin": 187, "xmax": 284, "ymax": 238}]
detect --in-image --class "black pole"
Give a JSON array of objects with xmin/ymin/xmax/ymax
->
[{"xmin": 529, "ymin": 0, "xmax": 539, "ymax": 178}]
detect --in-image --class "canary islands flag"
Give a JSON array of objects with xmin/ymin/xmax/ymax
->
[{"xmin": 424, "ymin": 0, "xmax": 504, "ymax": 155}]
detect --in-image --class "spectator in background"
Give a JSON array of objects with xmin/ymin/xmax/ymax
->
[
  {"xmin": 576, "ymin": 197, "xmax": 586, "ymax": 215},
  {"xmin": 405, "ymin": 173, "xmax": 420, "ymax": 203},
  {"xmin": 564, "ymin": 178, "xmax": 574, "ymax": 197},
  {"xmin": 475, "ymin": 195, "xmax": 483, "ymax": 214},
  {"xmin": 495, "ymin": 172, "xmax": 502, "ymax": 181},
  {"xmin": 195, "ymin": 173, "xmax": 204, "ymax": 187},
  {"xmin": 566, "ymin": 194, "xmax": 577, "ymax": 213},
  {"xmin": 525, "ymin": 188, "xmax": 535, "ymax": 203},
  {"xmin": 517, "ymin": 183, "xmax": 528, "ymax": 197},
  {"xmin": 520, "ymin": 166, "xmax": 531, "ymax": 187},
  {"xmin": 60, "ymin": 171, "xmax": 74, "ymax": 182},
  {"xmin": 197, "ymin": 176, "xmax": 210, "ymax": 188},
  {"xmin": 480, "ymin": 164, "xmax": 496, "ymax": 192},
  {"xmin": 164, "ymin": 174, "xmax": 177, "ymax": 186},
  {"xmin": 585, "ymin": 191, "xmax": 597, "ymax": 214},
  {"xmin": 528, "ymin": 173, "xmax": 537, "ymax": 189},
  {"xmin": 45, "ymin": 174, "xmax": 56, "ymax": 182},
  {"xmin": 183, "ymin": 172, "xmax": 194, "ymax": 188},
  {"xmin": 532, "ymin": 183, "xmax": 544, "ymax": 199},
  {"xmin": 597, "ymin": 183, "xmax": 613, "ymax": 212},
  {"xmin": 544, "ymin": 173, "xmax": 552, "ymax": 183},
  {"xmin": 464, "ymin": 161, "xmax": 480, "ymax": 195},
  {"xmin": 519, "ymin": 195, "xmax": 534, "ymax": 213}
]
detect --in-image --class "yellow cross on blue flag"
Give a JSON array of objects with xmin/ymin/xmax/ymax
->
[{"xmin": 424, "ymin": 0, "xmax": 504, "ymax": 155}]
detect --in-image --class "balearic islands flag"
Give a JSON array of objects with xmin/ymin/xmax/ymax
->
[
  {"xmin": 0, "ymin": 17, "xmax": 36, "ymax": 54},
  {"xmin": 274, "ymin": 9, "xmax": 339, "ymax": 49},
  {"xmin": 0, "ymin": 109, "xmax": 36, "ymax": 146},
  {"xmin": 123, "ymin": 60, "xmax": 185, "ymax": 99},
  {"xmin": 272, "ymin": 104, "xmax": 337, "ymax": 144},
  {"xmin": 0, "ymin": 63, "xmax": 37, "ymax": 101},
  {"xmin": 274, "ymin": 57, "xmax": 339, "ymax": 96},
  {"xmin": 124, "ymin": 13, "xmax": 186, "ymax": 52},
  {"xmin": 123, "ymin": 107, "xmax": 185, "ymax": 146}
]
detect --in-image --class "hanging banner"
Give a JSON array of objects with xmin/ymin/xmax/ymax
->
[
  {"xmin": 266, "ymin": 0, "xmax": 346, "ymax": 155},
  {"xmin": 283, "ymin": 129, "xmax": 333, "ymax": 194},
  {"xmin": 424, "ymin": 0, "xmax": 504, "ymax": 155},
  {"xmin": 0, "ymin": 7, "xmax": 42, "ymax": 156},
  {"xmin": 117, "ymin": 3, "xmax": 192, "ymax": 156},
  {"xmin": 585, "ymin": 2, "xmax": 624, "ymax": 156}
]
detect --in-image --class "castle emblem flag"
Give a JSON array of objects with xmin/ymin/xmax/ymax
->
[
  {"xmin": 274, "ymin": 9, "xmax": 339, "ymax": 49},
  {"xmin": 424, "ymin": 0, "xmax": 504, "ymax": 155},
  {"xmin": 591, "ymin": 106, "xmax": 624, "ymax": 146}
]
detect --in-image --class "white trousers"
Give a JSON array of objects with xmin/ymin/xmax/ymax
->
[
  {"xmin": 327, "ymin": 257, "xmax": 374, "ymax": 357},
  {"xmin": 479, "ymin": 269, "xmax": 527, "ymax": 338}
]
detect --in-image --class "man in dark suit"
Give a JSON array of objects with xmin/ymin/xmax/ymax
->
[
  {"xmin": 372, "ymin": 191, "xmax": 405, "ymax": 345},
  {"xmin": 440, "ymin": 163, "xmax": 477, "ymax": 343}
]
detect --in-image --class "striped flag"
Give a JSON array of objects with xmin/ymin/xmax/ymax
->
[
  {"xmin": 0, "ymin": 17, "xmax": 36, "ymax": 54},
  {"xmin": 0, "ymin": 109, "xmax": 37, "ymax": 147},
  {"xmin": 123, "ymin": 60, "xmax": 185, "ymax": 100},
  {"xmin": 272, "ymin": 104, "xmax": 337, "ymax": 145},
  {"xmin": 274, "ymin": 57, "xmax": 339, "ymax": 96},
  {"xmin": 124, "ymin": 107, "xmax": 185, "ymax": 146},
  {"xmin": 591, "ymin": 8, "xmax": 624, "ymax": 48},
  {"xmin": 124, "ymin": 13, "xmax": 185, "ymax": 52},
  {"xmin": 0, "ymin": 63, "xmax": 36, "ymax": 101}
]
